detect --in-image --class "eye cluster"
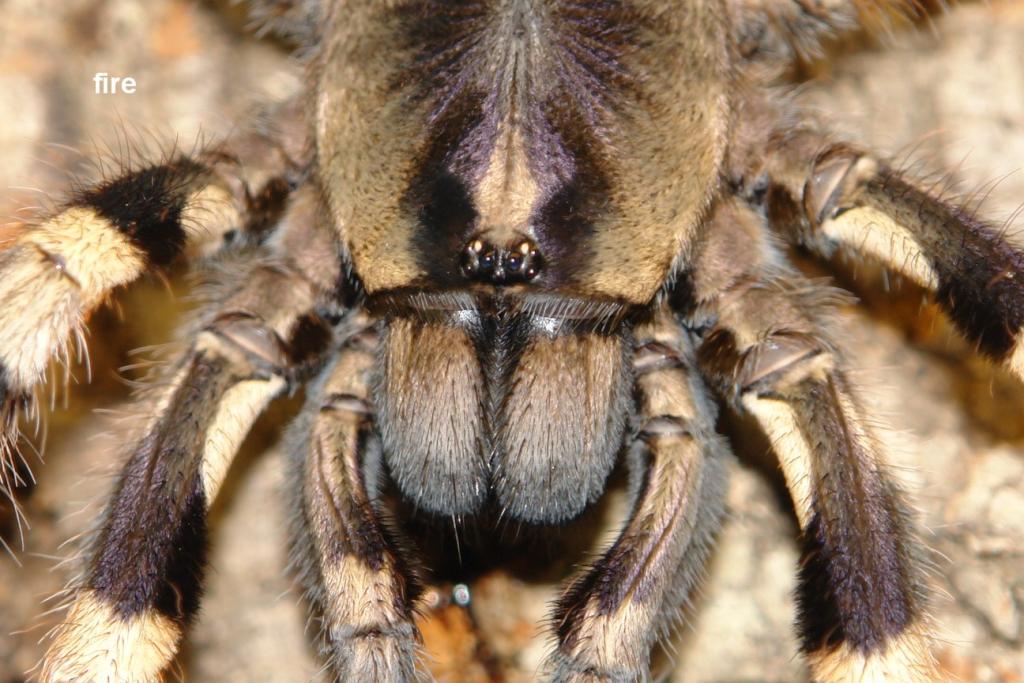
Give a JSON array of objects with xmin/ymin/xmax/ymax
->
[{"xmin": 460, "ymin": 236, "xmax": 544, "ymax": 284}]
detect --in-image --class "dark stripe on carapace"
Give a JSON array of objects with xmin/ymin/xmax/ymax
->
[
  {"xmin": 75, "ymin": 158, "xmax": 206, "ymax": 266},
  {"xmin": 392, "ymin": 0, "xmax": 646, "ymax": 289},
  {"xmin": 392, "ymin": 0, "xmax": 494, "ymax": 285},
  {"xmin": 88, "ymin": 355, "xmax": 235, "ymax": 622},
  {"xmin": 529, "ymin": 98, "xmax": 606, "ymax": 289},
  {"xmin": 408, "ymin": 168, "xmax": 481, "ymax": 286},
  {"xmin": 527, "ymin": 1, "xmax": 644, "ymax": 286},
  {"xmin": 794, "ymin": 377, "xmax": 915, "ymax": 654}
]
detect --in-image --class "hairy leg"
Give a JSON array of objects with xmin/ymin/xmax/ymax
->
[
  {"xmin": 0, "ymin": 99, "xmax": 307, "ymax": 490},
  {"xmin": 686, "ymin": 198, "xmax": 939, "ymax": 682},
  {"xmin": 39, "ymin": 188, "xmax": 339, "ymax": 682},
  {"xmin": 287, "ymin": 318, "xmax": 423, "ymax": 683},
  {"xmin": 545, "ymin": 309, "xmax": 729, "ymax": 682},
  {"xmin": 730, "ymin": 98, "xmax": 1024, "ymax": 383}
]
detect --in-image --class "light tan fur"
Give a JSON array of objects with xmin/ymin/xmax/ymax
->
[
  {"xmin": 564, "ymin": 0, "xmax": 731, "ymax": 302},
  {"xmin": 557, "ymin": 599, "xmax": 658, "ymax": 678},
  {"xmin": 807, "ymin": 630, "xmax": 943, "ymax": 683},
  {"xmin": 550, "ymin": 312, "xmax": 720, "ymax": 679},
  {"xmin": 319, "ymin": 556, "xmax": 408, "ymax": 636},
  {"xmin": 200, "ymin": 376, "xmax": 286, "ymax": 501},
  {"xmin": 474, "ymin": 121, "xmax": 542, "ymax": 244},
  {"xmin": 24, "ymin": 208, "xmax": 147, "ymax": 304},
  {"xmin": 317, "ymin": 0, "xmax": 732, "ymax": 301},
  {"xmin": 0, "ymin": 209, "xmax": 144, "ymax": 389},
  {"xmin": 742, "ymin": 395, "xmax": 816, "ymax": 527},
  {"xmin": 314, "ymin": 1, "xmax": 425, "ymax": 291},
  {"xmin": 0, "ymin": 245, "xmax": 85, "ymax": 390},
  {"xmin": 40, "ymin": 591, "xmax": 180, "ymax": 683},
  {"xmin": 589, "ymin": 6, "xmax": 730, "ymax": 302},
  {"xmin": 821, "ymin": 205, "xmax": 941, "ymax": 289}
]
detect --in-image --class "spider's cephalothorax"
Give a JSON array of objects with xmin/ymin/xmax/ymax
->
[
  {"xmin": 320, "ymin": 0, "xmax": 728, "ymax": 524},
  {"xmin": 2, "ymin": 0, "xmax": 1023, "ymax": 681}
]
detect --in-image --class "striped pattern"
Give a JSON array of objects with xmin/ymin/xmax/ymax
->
[
  {"xmin": 288, "ymin": 323, "xmax": 421, "ymax": 681},
  {"xmin": 818, "ymin": 153, "xmax": 1024, "ymax": 364},
  {"xmin": 696, "ymin": 272, "xmax": 939, "ymax": 682},
  {"xmin": 42, "ymin": 351, "xmax": 282, "ymax": 681},
  {"xmin": 316, "ymin": 0, "xmax": 730, "ymax": 302},
  {"xmin": 0, "ymin": 159, "xmax": 241, "ymax": 485},
  {"xmin": 550, "ymin": 311, "xmax": 727, "ymax": 680},
  {"xmin": 768, "ymin": 142, "xmax": 1024, "ymax": 383},
  {"xmin": 40, "ymin": 229, "xmax": 331, "ymax": 680}
]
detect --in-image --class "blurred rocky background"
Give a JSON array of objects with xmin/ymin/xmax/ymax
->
[{"xmin": 1, "ymin": 1, "xmax": 1022, "ymax": 681}]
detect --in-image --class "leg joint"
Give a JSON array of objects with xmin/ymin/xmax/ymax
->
[
  {"xmin": 633, "ymin": 340, "xmax": 686, "ymax": 374},
  {"xmin": 205, "ymin": 311, "xmax": 290, "ymax": 376},
  {"xmin": 803, "ymin": 146, "xmax": 878, "ymax": 227},
  {"xmin": 638, "ymin": 414, "xmax": 692, "ymax": 441},
  {"xmin": 698, "ymin": 328, "xmax": 833, "ymax": 402},
  {"xmin": 204, "ymin": 307, "xmax": 333, "ymax": 381},
  {"xmin": 320, "ymin": 392, "xmax": 373, "ymax": 415}
]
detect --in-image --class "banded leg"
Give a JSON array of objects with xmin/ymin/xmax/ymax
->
[
  {"xmin": 753, "ymin": 130, "xmax": 1024, "ymax": 384},
  {"xmin": 546, "ymin": 310, "xmax": 729, "ymax": 682},
  {"xmin": 688, "ymin": 207, "xmax": 938, "ymax": 681},
  {"xmin": 288, "ymin": 321, "xmax": 422, "ymax": 683},
  {"xmin": 0, "ymin": 106, "xmax": 304, "ymax": 486},
  {"xmin": 39, "ymin": 192, "xmax": 338, "ymax": 682}
]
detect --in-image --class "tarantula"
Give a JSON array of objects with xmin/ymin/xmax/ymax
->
[{"xmin": 2, "ymin": 0, "xmax": 1022, "ymax": 680}]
